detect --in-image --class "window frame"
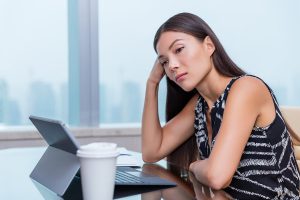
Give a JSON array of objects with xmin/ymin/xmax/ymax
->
[{"xmin": 69, "ymin": 0, "xmax": 99, "ymax": 126}]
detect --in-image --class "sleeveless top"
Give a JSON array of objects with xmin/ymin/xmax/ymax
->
[{"xmin": 194, "ymin": 75, "xmax": 300, "ymax": 200}]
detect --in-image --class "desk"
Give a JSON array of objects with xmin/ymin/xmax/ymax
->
[{"xmin": 0, "ymin": 147, "xmax": 230, "ymax": 199}]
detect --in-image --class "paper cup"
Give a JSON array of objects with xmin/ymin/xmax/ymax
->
[{"xmin": 77, "ymin": 142, "xmax": 119, "ymax": 200}]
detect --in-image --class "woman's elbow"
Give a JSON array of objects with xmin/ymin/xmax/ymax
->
[
  {"xmin": 209, "ymin": 179, "xmax": 231, "ymax": 191},
  {"xmin": 142, "ymin": 152, "xmax": 160, "ymax": 163},
  {"xmin": 206, "ymin": 171, "xmax": 232, "ymax": 190}
]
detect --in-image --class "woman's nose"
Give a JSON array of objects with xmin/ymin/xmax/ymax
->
[{"xmin": 168, "ymin": 60, "xmax": 179, "ymax": 71}]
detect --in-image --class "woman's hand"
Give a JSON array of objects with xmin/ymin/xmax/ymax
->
[{"xmin": 148, "ymin": 59, "xmax": 165, "ymax": 85}]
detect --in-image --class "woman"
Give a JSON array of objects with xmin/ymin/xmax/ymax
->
[{"xmin": 141, "ymin": 12, "xmax": 300, "ymax": 199}]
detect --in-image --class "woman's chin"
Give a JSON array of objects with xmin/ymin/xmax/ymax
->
[
  {"xmin": 174, "ymin": 80, "xmax": 195, "ymax": 92},
  {"xmin": 179, "ymin": 84, "xmax": 195, "ymax": 92}
]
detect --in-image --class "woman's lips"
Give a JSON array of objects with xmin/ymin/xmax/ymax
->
[{"xmin": 175, "ymin": 72, "xmax": 188, "ymax": 82}]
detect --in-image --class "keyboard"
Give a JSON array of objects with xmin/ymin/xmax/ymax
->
[
  {"xmin": 76, "ymin": 169, "xmax": 144, "ymax": 184},
  {"xmin": 115, "ymin": 170, "xmax": 144, "ymax": 184}
]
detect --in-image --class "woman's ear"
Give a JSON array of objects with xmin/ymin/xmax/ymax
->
[{"xmin": 203, "ymin": 36, "xmax": 215, "ymax": 56}]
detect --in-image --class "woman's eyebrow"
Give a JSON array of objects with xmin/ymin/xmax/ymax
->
[
  {"xmin": 157, "ymin": 39, "xmax": 183, "ymax": 60},
  {"xmin": 168, "ymin": 39, "xmax": 183, "ymax": 50},
  {"xmin": 157, "ymin": 55, "xmax": 165, "ymax": 61}
]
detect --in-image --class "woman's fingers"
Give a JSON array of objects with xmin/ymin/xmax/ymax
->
[{"xmin": 148, "ymin": 59, "xmax": 165, "ymax": 84}]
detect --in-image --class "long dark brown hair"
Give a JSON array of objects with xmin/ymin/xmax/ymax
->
[{"xmin": 153, "ymin": 13, "xmax": 246, "ymax": 169}]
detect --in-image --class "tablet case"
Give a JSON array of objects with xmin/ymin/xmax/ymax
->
[{"xmin": 29, "ymin": 115, "xmax": 83, "ymax": 199}]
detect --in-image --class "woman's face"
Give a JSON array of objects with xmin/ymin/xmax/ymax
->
[{"xmin": 156, "ymin": 31, "xmax": 215, "ymax": 91}]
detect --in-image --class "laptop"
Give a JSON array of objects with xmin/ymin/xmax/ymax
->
[{"xmin": 29, "ymin": 115, "xmax": 176, "ymax": 198}]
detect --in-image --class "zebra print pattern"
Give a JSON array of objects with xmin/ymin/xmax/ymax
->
[{"xmin": 194, "ymin": 75, "xmax": 300, "ymax": 199}]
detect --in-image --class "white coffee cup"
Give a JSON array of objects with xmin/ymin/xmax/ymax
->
[{"xmin": 77, "ymin": 142, "xmax": 119, "ymax": 200}]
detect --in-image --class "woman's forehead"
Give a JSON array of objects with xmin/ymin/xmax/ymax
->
[{"xmin": 156, "ymin": 31, "xmax": 192, "ymax": 53}]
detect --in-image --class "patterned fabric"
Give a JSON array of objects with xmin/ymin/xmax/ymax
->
[{"xmin": 194, "ymin": 75, "xmax": 300, "ymax": 199}]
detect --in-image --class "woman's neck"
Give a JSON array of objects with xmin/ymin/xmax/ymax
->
[{"xmin": 195, "ymin": 68, "xmax": 232, "ymax": 110}]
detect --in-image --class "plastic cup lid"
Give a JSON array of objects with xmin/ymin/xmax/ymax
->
[{"xmin": 77, "ymin": 142, "xmax": 119, "ymax": 158}]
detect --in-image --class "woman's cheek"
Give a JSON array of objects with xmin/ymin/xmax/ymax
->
[{"xmin": 165, "ymin": 71, "xmax": 173, "ymax": 81}]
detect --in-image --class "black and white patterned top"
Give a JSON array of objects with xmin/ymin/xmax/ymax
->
[{"xmin": 194, "ymin": 75, "xmax": 300, "ymax": 199}]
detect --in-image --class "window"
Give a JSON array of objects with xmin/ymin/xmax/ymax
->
[
  {"xmin": 0, "ymin": 0, "xmax": 299, "ymax": 127},
  {"xmin": 98, "ymin": 0, "xmax": 300, "ymax": 125},
  {"xmin": 0, "ymin": 0, "xmax": 68, "ymax": 126}
]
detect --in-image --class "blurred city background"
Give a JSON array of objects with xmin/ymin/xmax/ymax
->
[{"xmin": 0, "ymin": 0, "xmax": 299, "ymax": 126}]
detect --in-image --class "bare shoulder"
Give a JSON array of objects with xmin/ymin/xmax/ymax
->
[
  {"xmin": 229, "ymin": 76, "xmax": 270, "ymax": 101},
  {"xmin": 225, "ymin": 76, "xmax": 273, "ymax": 117},
  {"xmin": 231, "ymin": 76, "xmax": 267, "ymax": 91}
]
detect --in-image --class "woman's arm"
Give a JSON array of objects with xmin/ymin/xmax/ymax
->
[
  {"xmin": 189, "ymin": 171, "xmax": 232, "ymax": 200},
  {"xmin": 142, "ymin": 60, "xmax": 197, "ymax": 162},
  {"xmin": 189, "ymin": 76, "xmax": 276, "ymax": 189}
]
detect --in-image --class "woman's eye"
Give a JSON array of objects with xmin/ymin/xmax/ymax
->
[
  {"xmin": 175, "ymin": 47, "xmax": 184, "ymax": 54},
  {"xmin": 161, "ymin": 60, "xmax": 169, "ymax": 68}
]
